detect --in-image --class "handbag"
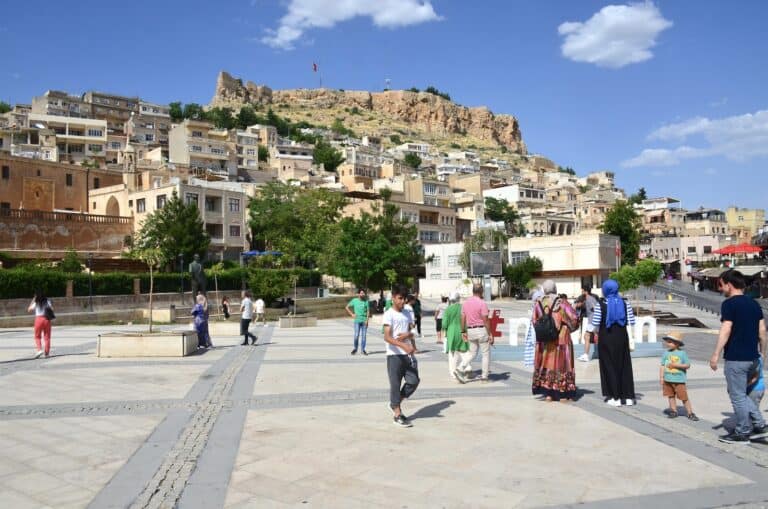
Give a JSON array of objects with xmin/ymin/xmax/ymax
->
[{"xmin": 44, "ymin": 305, "xmax": 56, "ymax": 321}]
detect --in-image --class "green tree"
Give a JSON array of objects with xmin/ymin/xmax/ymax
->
[
  {"xmin": 313, "ymin": 140, "xmax": 345, "ymax": 172},
  {"xmin": 182, "ymin": 103, "xmax": 206, "ymax": 121},
  {"xmin": 236, "ymin": 106, "xmax": 260, "ymax": 129},
  {"xmin": 599, "ymin": 200, "xmax": 641, "ymax": 265},
  {"xmin": 407, "ymin": 87, "xmax": 420, "ymax": 93},
  {"xmin": 424, "ymin": 86, "xmax": 451, "ymax": 101},
  {"xmin": 133, "ymin": 190, "xmax": 210, "ymax": 267},
  {"xmin": 330, "ymin": 118, "xmax": 355, "ymax": 137},
  {"xmin": 610, "ymin": 265, "xmax": 640, "ymax": 293},
  {"xmin": 503, "ymin": 256, "xmax": 542, "ymax": 297},
  {"xmin": 266, "ymin": 108, "xmax": 291, "ymax": 136},
  {"xmin": 403, "ymin": 153, "xmax": 422, "ymax": 169},
  {"xmin": 390, "ymin": 134, "xmax": 402, "ymax": 145},
  {"xmin": 332, "ymin": 190, "xmax": 422, "ymax": 290},
  {"xmin": 258, "ymin": 145, "xmax": 269, "ymax": 162},
  {"xmin": 484, "ymin": 197, "xmax": 523, "ymax": 235},
  {"xmin": 169, "ymin": 102, "xmax": 183, "ymax": 122},
  {"xmin": 628, "ymin": 186, "xmax": 648, "ymax": 205},
  {"xmin": 0, "ymin": 101, "xmax": 11, "ymax": 114},
  {"xmin": 60, "ymin": 248, "xmax": 83, "ymax": 273},
  {"xmin": 206, "ymin": 107, "xmax": 235, "ymax": 129},
  {"xmin": 132, "ymin": 247, "xmax": 166, "ymax": 332}
]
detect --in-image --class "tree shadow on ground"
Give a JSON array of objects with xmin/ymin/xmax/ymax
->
[{"xmin": 409, "ymin": 400, "xmax": 455, "ymax": 421}]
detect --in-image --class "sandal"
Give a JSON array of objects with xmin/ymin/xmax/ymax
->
[
  {"xmin": 687, "ymin": 413, "xmax": 699, "ymax": 421},
  {"xmin": 667, "ymin": 411, "xmax": 678, "ymax": 418}
]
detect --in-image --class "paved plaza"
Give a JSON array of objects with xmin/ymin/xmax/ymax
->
[{"xmin": 1, "ymin": 298, "xmax": 768, "ymax": 508}]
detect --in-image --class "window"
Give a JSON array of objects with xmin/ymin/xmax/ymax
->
[
  {"xmin": 156, "ymin": 194, "xmax": 167, "ymax": 209},
  {"xmin": 66, "ymin": 174, "xmax": 73, "ymax": 186},
  {"xmin": 136, "ymin": 198, "xmax": 146, "ymax": 212},
  {"xmin": 0, "ymin": 202, "xmax": 10, "ymax": 210},
  {"xmin": 210, "ymin": 147, "xmax": 225, "ymax": 155},
  {"xmin": 128, "ymin": 200, "xmax": 133, "ymax": 208},
  {"xmin": 88, "ymin": 144, "xmax": 102, "ymax": 152},
  {"xmin": 687, "ymin": 246, "xmax": 697, "ymax": 254},
  {"xmin": 229, "ymin": 198, "xmax": 240, "ymax": 212},
  {"xmin": 68, "ymin": 145, "xmax": 84, "ymax": 153},
  {"xmin": 447, "ymin": 255, "xmax": 460, "ymax": 266},
  {"xmin": 509, "ymin": 251, "xmax": 530, "ymax": 265},
  {"xmin": 191, "ymin": 145, "xmax": 202, "ymax": 152},
  {"xmin": 186, "ymin": 193, "xmax": 199, "ymax": 207},
  {"xmin": 229, "ymin": 225, "xmax": 241, "ymax": 237},
  {"xmin": 428, "ymin": 256, "xmax": 441, "ymax": 268},
  {"xmin": 448, "ymin": 272, "xmax": 464, "ymax": 280},
  {"xmin": 703, "ymin": 245, "xmax": 712, "ymax": 254},
  {"xmin": 246, "ymin": 148, "xmax": 256, "ymax": 156},
  {"xmin": 92, "ymin": 201, "xmax": 96, "ymax": 210},
  {"xmin": 145, "ymin": 134, "xmax": 155, "ymax": 142},
  {"xmin": 93, "ymin": 178, "xmax": 100, "ymax": 189},
  {"xmin": 205, "ymin": 197, "xmax": 218, "ymax": 212},
  {"xmin": 87, "ymin": 128, "xmax": 103, "ymax": 137},
  {"xmin": 1, "ymin": 165, "xmax": 8, "ymax": 180},
  {"xmin": 191, "ymin": 130, "xmax": 203, "ymax": 138},
  {"xmin": 110, "ymin": 141, "xmax": 121, "ymax": 149}
]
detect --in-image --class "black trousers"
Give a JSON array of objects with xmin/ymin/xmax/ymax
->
[
  {"xmin": 387, "ymin": 354, "xmax": 420, "ymax": 408},
  {"xmin": 240, "ymin": 318, "xmax": 256, "ymax": 343}
]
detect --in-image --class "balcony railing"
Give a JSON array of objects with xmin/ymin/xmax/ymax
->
[{"xmin": 0, "ymin": 209, "xmax": 132, "ymax": 224}]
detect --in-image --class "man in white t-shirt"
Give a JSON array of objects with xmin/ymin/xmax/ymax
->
[
  {"xmin": 239, "ymin": 290, "xmax": 257, "ymax": 346},
  {"xmin": 383, "ymin": 284, "xmax": 420, "ymax": 427},
  {"xmin": 254, "ymin": 297, "xmax": 266, "ymax": 325}
]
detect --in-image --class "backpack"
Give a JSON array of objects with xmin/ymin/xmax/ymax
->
[{"xmin": 534, "ymin": 297, "xmax": 561, "ymax": 343}]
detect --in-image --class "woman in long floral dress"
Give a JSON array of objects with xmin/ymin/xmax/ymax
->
[{"xmin": 531, "ymin": 280, "xmax": 578, "ymax": 401}]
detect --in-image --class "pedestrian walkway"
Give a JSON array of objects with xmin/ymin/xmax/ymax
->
[{"xmin": 0, "ymin": 306, "xmax": 767, "ymax": 508}]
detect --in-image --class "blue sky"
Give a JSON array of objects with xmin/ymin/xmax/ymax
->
[{"xmin": 2, "ymin": 1, "xmax": 767, "ymax": 211}]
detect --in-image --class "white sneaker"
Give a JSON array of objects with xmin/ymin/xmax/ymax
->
[
  {"xmin": 577, "ymin": 353, "xmax": 590, "ymax": 362},
  {"xmin": 624, "ymin": 399, "xmax": 635, "ymax": 406},
  {"xmin": 606, "ymin": 398, "xmax": 621, "ymax": 407},
  {"xmin": 33, "ymin": 350, "xmax": 44, "ymax": 359}
]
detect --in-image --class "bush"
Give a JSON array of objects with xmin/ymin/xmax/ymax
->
[
  {"xmin": 390, "ymin": 134, "xmax": 402, "ymax": 145},
  {"xmin": 0, "ymin": 269, "xmax": 69, "ymax": 299},
  {"xmin": 60, "ymin": 248, "xmax": 83, "ymax": 273}
]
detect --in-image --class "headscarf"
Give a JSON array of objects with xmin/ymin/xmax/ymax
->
[
  {"xmin": 541, "ymin": 279, "xmax": 557, "ymax": 295},
  {"xmin": 601, "ymin": 279, "xmax": 626, "ymax": 328}
]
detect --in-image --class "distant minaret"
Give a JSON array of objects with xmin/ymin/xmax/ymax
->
[
  {"xmin": 384, "ymin": 78, "xmax": 391, "ymax": 91},
  {"xmin": 121, "ymin": 112, "xmax": 138, "ymax": 188}
]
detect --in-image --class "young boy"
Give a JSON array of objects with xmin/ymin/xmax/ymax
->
[
  {"xmin": 383, "ymin": 285, "xmax": 420, "ymax": 427},
  {"xmin": 660, "ymin": 332, "xmax": 698, "ymax": 421}
]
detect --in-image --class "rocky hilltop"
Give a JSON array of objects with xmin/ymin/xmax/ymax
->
[{"xmin": 211, "ymin": 71, "xmax": 526, "ymax": 154}]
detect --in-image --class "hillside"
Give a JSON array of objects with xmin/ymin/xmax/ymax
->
[{"xmin": 210, "ymin": 71, "xmax": 527, "ymax": 160}]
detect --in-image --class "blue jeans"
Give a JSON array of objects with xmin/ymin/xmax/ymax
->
[
  {"xmin": 353, "ymin": 321, "xmax": 368, "ymax": 351},
  {"xmin": 725, "ymin": 360, "xmax": 765, "ymax": 435}
]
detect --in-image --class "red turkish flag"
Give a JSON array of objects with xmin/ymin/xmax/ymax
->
[{"xmin": 312, "ymin": 62, "xmax": 318, "ymax": 72}]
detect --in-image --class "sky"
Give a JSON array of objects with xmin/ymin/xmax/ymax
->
[{"xmin": 1, "ymin": 0, "xmax": 767, "ymax": 211}]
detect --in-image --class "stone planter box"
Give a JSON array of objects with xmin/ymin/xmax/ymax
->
[
  {"xmin": 97, "ymin": 330, "xmax": 199, "ymax": 357},
  {"xmin": 278, "ymin": 315, "xmax": 317, "ymax": 328}
]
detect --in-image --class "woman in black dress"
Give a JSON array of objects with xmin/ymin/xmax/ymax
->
[{"xmin": 592, "ymin": 279, "xmax": 636, "ymax": 406}]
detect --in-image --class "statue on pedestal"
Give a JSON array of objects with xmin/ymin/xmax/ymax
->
[{"xmin": 189, "ymin": 254, "xmax": 206, "ymax": 301}]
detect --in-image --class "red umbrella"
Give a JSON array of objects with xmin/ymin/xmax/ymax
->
[{"xmin": 713, "ymin": 243, "xmax": 762, "ymax": 255}]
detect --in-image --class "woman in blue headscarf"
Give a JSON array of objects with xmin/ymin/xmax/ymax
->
[{"xmin": 592, "ymin": 279, "xmax": 636, "ymax": 406}]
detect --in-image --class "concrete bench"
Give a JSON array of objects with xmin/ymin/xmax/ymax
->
[{"xmin": 97, "ymin": 330, "xmax": 199, "ymax": 357}]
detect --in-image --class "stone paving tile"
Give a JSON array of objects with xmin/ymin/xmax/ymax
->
[{"xmin": 0, "ymin": 414, "xmax": 162, "ymax": 506}]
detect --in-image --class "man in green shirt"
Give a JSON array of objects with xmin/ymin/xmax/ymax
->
[{"xmin": 346, "ymin": 288, "xmax": 371, "ymax": 355}]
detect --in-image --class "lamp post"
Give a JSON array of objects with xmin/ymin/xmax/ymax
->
[
  {"xmin": 87, "ymin": 253, "xmax": 94, "ymax": 312},
  {"xmin": 179, "ymin": 253, "xmax": 184, "ymax": 301}
]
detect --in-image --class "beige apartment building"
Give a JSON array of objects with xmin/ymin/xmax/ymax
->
[
  {"xmin": 684, "ymin": 209, "xmax": 729, "ymax": 236},
  {"xmin": 270, "ymin": 143, "xmax": 315, "ymax": 182},
  {"xmin": 638, "ymin": 197, "xmax": 686, "ymax": 236},
  {"xmin": 726, "ymin": 206, "xmax": 765, "ymax": 242},
  {"xmin": 31, "ymin": 90, "xmax": 92, "ymax": 118},
  {"xmin": 507, "ymin": 232, "xmax": 621, "ymax": 297},
  {"xmin": 91, "ymin": 175, "xmax": 254, "ymax": 260},
  {"xmin": 25, "ymin": 114, "xmax": 108, "ymax": 166},
  {"xmin": 83, "ymin": 91, "xmax": 140, "ymax": 135},
  {"xmin": 169, "ymin": 119, "xmax": 237, "ymax": 177}
]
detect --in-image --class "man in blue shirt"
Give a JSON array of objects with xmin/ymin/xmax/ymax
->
[{"xmin": 710, "ymin": 270, "xmax": 768, "ymax": 444}]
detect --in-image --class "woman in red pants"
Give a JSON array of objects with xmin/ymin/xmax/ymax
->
[{"xmin": 27, "ymin": 290, "xmax": 53, "ymax": 358}]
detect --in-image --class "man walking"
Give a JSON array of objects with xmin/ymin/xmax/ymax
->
[
  {"xmin": 455, "ymin": 283, "xmax": 493, "ymax": 383},
  {"xmin": 255, "ymin": 296, "xmax": 266, "ymax": 326},
  {"xmin": 240, "ymin": 290, "xmax": 258, "ymax": 346},
  {"xmin": 346, "ymin": 288, "xmax": 370, "ymax": 355},
  {"xmin": 383, "ymin": 284, "xmax": 419, "ymax": 427},
  {"xmin": 710, "ymin": 270, "xmax": 768, "ymax": 443}
]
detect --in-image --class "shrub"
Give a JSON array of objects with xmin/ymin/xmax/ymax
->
[{"xmin": 60, "ymin": 248, "xmax": 83, "ymax": 273}]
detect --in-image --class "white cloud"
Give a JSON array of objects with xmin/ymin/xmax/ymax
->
[
  {"xmin": 558, "ymin": 3, "xmax": 672, "ymax": 68},
  {"xmin": 262, "ymin": 0, "xmax": 442, "ymax": 50},
  {"xmin": 709, "ymin": 97, "xmax": 728, "ymax": 108},
  {"xmin": 622, "ymin": 109, "xmax": 768, "ymax": 167}
]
